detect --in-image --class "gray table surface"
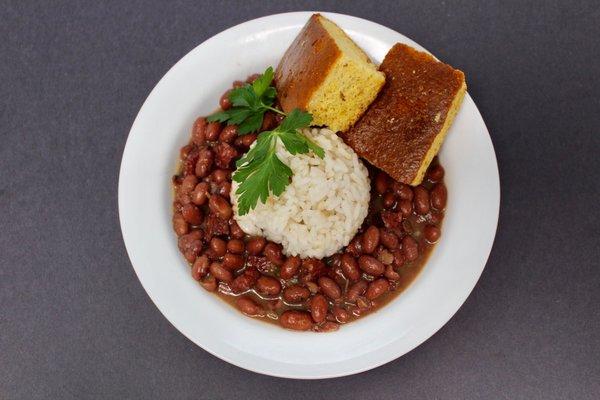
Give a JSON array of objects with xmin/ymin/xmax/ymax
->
[{"xmin": 1, "ymin": 0, "xmax": 599, "ymax": 399}]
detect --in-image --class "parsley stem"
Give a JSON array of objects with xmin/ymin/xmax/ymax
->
[{"xmin": 263, "ymin": 105, "xmax": 286, "ymax": 116}]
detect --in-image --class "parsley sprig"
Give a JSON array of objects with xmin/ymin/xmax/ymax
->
[
  {"xmin": 233, "ymin": 109, "xmax": 325, "ymax": 215},
  {"xmin": 207, "ymin": 67, "xmax": 282, "ymax": 134},
  {"xmin": 207, "ymin": 67, "xmax": 325, "ymax": 215}
]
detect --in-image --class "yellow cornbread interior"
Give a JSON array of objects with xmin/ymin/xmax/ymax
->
[
  {"xmin": 307, "ymin": 16, "xmax": 385, "ymax": 132},
  {"xmin": 410, "ymin": 81, "xmax": 467, "ymax": 185}
]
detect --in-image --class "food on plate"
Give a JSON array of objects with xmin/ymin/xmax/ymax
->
[
  {"xmin": 173, "ymin": 70, "xmax": 447, "ymax": 331},
  {"xmin": 275, "ymin": 14, "xmax": 385, "ymax": 133},
  {"xmin": 343, "ymin": 43, "xmax": 466, "ymax": 185},
  {"xmin": 232, "ymin": 127, "xmax": 370, "ymax": 259},
  {"xmin": 171, "ymin": 14, "xmax": 464, "ymax": 331}
]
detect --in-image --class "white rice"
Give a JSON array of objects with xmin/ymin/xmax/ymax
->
[{"xmin": 231, "ymin": 127, "xmax": 370, "ymax": 258}]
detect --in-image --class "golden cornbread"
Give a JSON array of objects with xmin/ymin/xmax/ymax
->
[
  {"xmin": 275, "ymin": 14, "xmax": 385, "ymax": 132},
  {"xmin": 344, "ymin": 43, "xmax": 466, "ymax": 185}
]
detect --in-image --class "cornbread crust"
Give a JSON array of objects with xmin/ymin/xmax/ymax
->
[
  {"xmin": 343, "ymin": 43, "xmax": 466, "ymax": 185},
  {"xmin": 275, "ymin": 14, "xmax": 385, "ymax": 132}
]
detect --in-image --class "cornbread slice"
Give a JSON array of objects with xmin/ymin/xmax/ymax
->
[
  {"xmin": 343, "ymin": 43, "xmax": 466, "ymax": 185},
  {"xmin": 275, "ymin": 14, "xmax": 385, "ymax": 132}
]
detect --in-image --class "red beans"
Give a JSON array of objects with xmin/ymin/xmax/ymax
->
[
  {"xmin": 182, "ymin": 146, "xmax": 199, "ymax": 176},
  {"xmin": 178, "ymin": 231, "xmax": 202, "ymax": 263},
  {"xmin": 219, "ymin": 124, "xmax": 237, "ymax": 143},
  {"xmin": 246, "ymin": 237, "xmax": 266, "ymax": 255},
  {"xmin": 430, "ymin": 183, "xmax": 447, "ymax": 210},
  {"xmin": 310, "ymin": 294, "xmax": 328, "ymax": 323},
  {"xmin": 261, "ymin": 112, "xmax": 276, "ymax": 131},
  {"xmin": 402, "ymin": 235, "xmax": 419, "ymax": 261},
  {"xmin": 195, "ymin": 148, "xmax": 213, "ymax": 178},
  {"xmin": 217, "ymin": 182, "xmax": 231, "ymax": 198},
  {"xmin": 192, "ymin": 255, "xmax": 210, "ymax": 281},
  {"xmin": 382, "ymin": 192, "xmax": 396, "ymax": 209},
  {"xmin": 315, "ymin": 321, "xmax": 339, "ymax": 332},
  {"xmin": 283, "ymin": 285, "xmax": 310, "ymax": 303},
  {"xmin": 375, "ymin": 172, "xmax": 389, "ymax": 194},
  {"xmin": 396, "ymin": 184, "xmax": 413, "ymax": 201},
  {"xmin": 358, "ymin": 255, "xmax": 385, "ymax": 276},
  {"xmin": 180, "ymin": 144, "xmax": 194, "ymax": 160},
  {"xmin": 246, "ymin": 73, "xmax": 261, "ymax": 83},
  {"xmin": 209, "ymin": 262, "xmax": 232, "ymax": 283},
  {"xmin": 392, "ymin": 249, "xmax": 406, "ymax": 268},
  {"xmin": 226, "ymin": 239, "xmax": 245, "ymax": 254},
  {"xmin": 361, "ymin": 226, "xmax": 380, "ymax": 254},
  {"xmin": 424, "ymin": 225, "xmax": 441, "ymax": 243},
  {"xmin": 346, "ymin": 236, "xmax": 363, "ymax": 257},
  {"xmin": 192, "ymin": 117, "xmax": 207, "ymax": 145},
  {"xmin": 236, "ymin": 296, "xmax": 264, "ymax": 316},
  {"xmin": 214, "ymin": 142, "xmax": 238, "ymax": 169},
  {"xmin": 208, "ymin": 195, "xmax": 232, "ymax": 220},
  {"xmin": 181, "ymin": 203, "xmax": 203, "ymax": 225},
  {"xmin": 384, "ymin": 265, "xmax": 401, "ymax": 281},
  {"xmin": 222, "ymin": 253, "xmax": 245, "ymax": 270},
  {"xmin": 229, "ymin": 220, "xmax": 245, "ymax": 239},
  {"xmin": 280, "ymin": 310, "xmax": 313, "ymax": 331},
  {"xmin": 399, "ymin": 199, "xmax": 413, "ymax": 217},
  {"xmin": 209, "ymin": 237, "xmax": 227, "ymax": 257},
  {"xmin": 280, "ymin": 256, "xmax": 301, "ymax": 279},
  {"xmin": 299, "ymin": 258, "xmax": 326, "ymax": 283},
  {"xmin": 380, "ymin": 230, "xmax": 399, "ymax": 249},
  {"xmin": 340, "ymin": 253, "xmax": 361, "ymax": 281},
  {"xmin": 234, "ymin": 133, "xmax": 257, "ymax": 149},
  {"xmin": 200, "ymin": 275, "xmax": 217, "ymax": 292},
  {"xmin": 318, "ymin": 277, "xmax": 342, "ymax": 300},
  {"xmin": 191, "ymin": 182, "xmax": 210, "ymax": 205},
  {"xmin": 413, "ymin": 186, "xmax": 430, "ymax": 215},
  {"xmin": 366, "ymin": 279, "xmax": 390, "ymax": 300},
  {"xmin": 255, "ymin": 276, "xmax": 281, "ymax": 296},
  {"xmin": 211, "ymin": 169, "xmax": 229, "ymax": 184},
  {"xmin": 333, "ymin": 306, "xmax": 350, "ymax": 323},
  {"xmin": 263, "ymin": 242, "xmax": 284, "ymax": 266},
  {"xmin": 230, "ymin": 268, "xmax": 259, "ymax": 293},
  {"xmin": 346, "ymin": 280, "xmax": 368, "ymax": 303},
  {"xmin": 180, "ymin": 175, "xmax": 198, "ymax": 194},
  {"xmin": 172, "ymin": 212, "xmax": 188, "ymax": 236},
  {"xmin": 381, "ymin": 210, "xmax": 403, "ymax": 229},
  {"xmin": 219, "ymin": 90, "xmax": 232, "ymax": 110},
  {"xmin": 205, "ymin": 121, "xmax": 221, "ymax": 141},
  {"xmin": 429, "ymin": 212, "xmax": 444, "ymax": 225},
  {"xmin": 427, "ymin": 164, "xmax": 445, "ymax": 182}
]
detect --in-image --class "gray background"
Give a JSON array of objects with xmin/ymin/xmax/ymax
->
[{"xmin": 1, "ymin": 0, "xmax": 599, "ymax": 399}]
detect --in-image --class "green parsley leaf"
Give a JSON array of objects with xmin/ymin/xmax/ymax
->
[
  {"xmin": 206, "ymin": 67, "xmax": 280, "ymax": 135},
  {"xmin": 233, "ymin": 132, "xmax": 293, "ymax": 215},
  {"xmin": 278, "ymin": 109, "xmax": 325, "ymax": 159},
  {"xmin": 228, "ymin": 86, "xmax": 257, "ymax": 108},
  {"xmin": 279, "ymin": 108, "xmax": 312, "ymax": 132},
  {"xmin": 252, "ymin": 66, "xmax": 274, "ymax": 98},
  {"xmin": 237, "ymin": 112, "xmax": 264, "ymax": 135},
  {"xmin": 206, "ymin": 110, "xmax": 231, "ymax": 123},
  {"xmin": 232, "ymin": 109, "xmax": 325, "ymax": 215}
]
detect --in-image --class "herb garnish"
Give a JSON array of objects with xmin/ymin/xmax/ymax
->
[
  {"xmin": 233, "ymin": 109, "xmax": 325, "ymax": 215},
  {"xmin": 207, "ymin": 67, "xmax": 325, "ymax": 215},
  {"xmin": 207, "ymin": 67, "xmax": 282, "ymax": 134}
]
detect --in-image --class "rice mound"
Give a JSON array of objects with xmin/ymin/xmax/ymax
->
[{"xmin": 231, "ymin": 127, "xmax": 370, "ymax": 258}]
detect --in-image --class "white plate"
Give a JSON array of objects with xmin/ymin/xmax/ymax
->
[{"xmin": 119, "ymin": 11, "xmax": 500, "ymax": 379}]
